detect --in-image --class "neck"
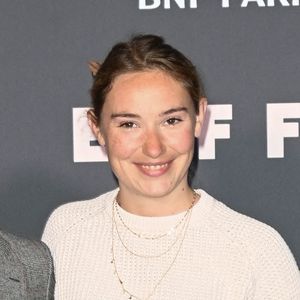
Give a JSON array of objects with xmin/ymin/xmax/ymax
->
[{"xmin": 116, "ymin": 185, "xmax": 197, "ymax": 217}]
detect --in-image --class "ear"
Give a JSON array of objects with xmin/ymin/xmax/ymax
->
[
  {"xmin": 194, "ymin": 97, "xmax": 208, "ymax": 138},
  {"xmin": 87, "ymin": 110, "xmax": 106, "ymax": 146},
  {"xmin": 88, "ymin": 60, "xmax": 101, "ymax": 78}
]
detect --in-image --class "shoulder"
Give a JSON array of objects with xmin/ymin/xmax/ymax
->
[
  {"xmin": 209, "ymin": 193, "xmax": 292, "ymax": 256},
  {"xmin": 0, "ymin": 229, "xmax": 55, "ymax": 298},
  {"xmin": 44, "ymin": 189, "xmax": 118, "ymax": 230},
  {"xmin": 199, "ymin": 190, "xmax": 293, "ymax": 256},
  {"xmin": 0, "ymin": 230, "xmax": 11, "ymax": 255},
  {"xmin": 0, "ymin": 229, "xmax": 52, "ymax": 267},
  {"xmin": 196, "ymin": 189, "xmax": 299, "ymax": 269},
  {"xmin": 197, "ymin": 190, "xmax": 280, "ymax": 238},
  {"xmin": 198, "ymin": 189, "xmax": 300, "ymax": 297},
  {"xmin": 42, "ymin": 189, "xmax": 118, "ymax": 243}
]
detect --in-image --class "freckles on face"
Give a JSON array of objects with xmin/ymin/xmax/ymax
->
[
  {"xmin": 98, "ymin": 70, "xmax": 198, "ymax": 198},
  {"xmin": 166, "ymin": 126, "xmax": 195, "ymax": 155},
  {"xmin": 104, "ymin": 131, "xmax": 140, "ymax": 160},
  {"xmin": 100, "ymin": 70, "xmax": 197, "ymax": 160}
]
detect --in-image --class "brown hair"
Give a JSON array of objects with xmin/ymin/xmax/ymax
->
[{"xmin": 90, "ymin": 34, "xmax": 205, "ymax": 125}]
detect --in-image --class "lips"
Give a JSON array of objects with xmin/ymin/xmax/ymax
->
[
  {"xmin": 135, "ymin": 161, "xmax": 171, "ymax": 177},
  {"xmin": 141, "ymin": 163, "xmax": 168, "ymax": 170}
]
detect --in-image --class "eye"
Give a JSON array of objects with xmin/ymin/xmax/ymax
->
[
  {"xmin": 165, "ymin": 117, "xmax": 182, "ymax": 126},
  {"xmin": 119, "ymin": 121, "xmax": 137, "ymax": 129}
]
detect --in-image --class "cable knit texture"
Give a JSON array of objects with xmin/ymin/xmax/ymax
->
[{"xmin": 42, "ymin": 189, "xmax": 300, "ymax": 299}]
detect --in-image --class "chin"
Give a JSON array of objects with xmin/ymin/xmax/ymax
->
[{"xmin": 135, "ymin": 183, "xmax": 175, "ymax": 198}]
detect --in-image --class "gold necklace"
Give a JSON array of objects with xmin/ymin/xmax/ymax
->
[
  {"xmin": 114, "ymin": 191, "xmax": 198, "ymax": 240},
  {"xmin": 112, "ymin": 201, "xmax": 191, "ymax": 258},
  {"xmin": 111, "ymin": 206, "xmax": 193, "ymax": 300},
  {"xmin": 110, "ymin": 191, "xmax": 199, "ymax": 300}
]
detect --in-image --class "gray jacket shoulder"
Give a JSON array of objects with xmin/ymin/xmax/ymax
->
[{"xmin": 0, "ymin": 230, "xmax": 55, "ymax": 300}]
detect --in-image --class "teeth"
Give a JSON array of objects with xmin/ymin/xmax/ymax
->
[{"xmin": 141, "ymin": 163, "xmax": 168, "ymax": 170}]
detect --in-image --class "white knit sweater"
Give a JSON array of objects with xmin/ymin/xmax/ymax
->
[{"xmin": 42, "ymin": 189, "xmax": 300, "ymax": 299}]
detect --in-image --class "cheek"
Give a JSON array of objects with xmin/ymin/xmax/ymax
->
[
  {"xmin": 105, "ymin": 132, "xmax": 141, "ymax": 160},
  {"xmin": 167, "ymin": 128, "xmax": 195, "ymax": 154}
]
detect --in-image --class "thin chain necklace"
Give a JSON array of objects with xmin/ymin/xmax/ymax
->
[
  {"xmin": 114, "ymin": 191, "xmax": 198, "ymax": 240},
  {"xmin": 112, "ymin": 201, "xmax": 191, "ymax": 258},
  {"xmin": 110, "ymin": 191, "xmax": 199, "ymax": 300}
]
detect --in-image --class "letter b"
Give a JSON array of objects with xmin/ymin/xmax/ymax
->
[{"xmin": 139, "ymin": 0, "xmax": 161, "ymax": 9}]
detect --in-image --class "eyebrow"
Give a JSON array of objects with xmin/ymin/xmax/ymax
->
[
  {"xmin": 111, "ymin": 113, "xmax": 141, "ymax": 119},
  {"xmin": 159, "ymin": 107, "xmax": 188, "ymax": 116},
  {"xmin": 110, "ymin": 107, "xmax": 188, "ymax": 119}
]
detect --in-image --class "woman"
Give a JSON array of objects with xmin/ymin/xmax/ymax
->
[{"xmin": 43, "ymin": 34, "xmax": 300, "ymax": 299}]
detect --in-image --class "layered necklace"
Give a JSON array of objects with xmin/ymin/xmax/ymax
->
[{"xmin": 110, "ymin": 191, "xmax": 200, "ymax": 300}]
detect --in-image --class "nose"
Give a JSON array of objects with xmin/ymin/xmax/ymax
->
[{"xmin": 142, "ymin": 129, "xmax": 165, "ymax": 158}]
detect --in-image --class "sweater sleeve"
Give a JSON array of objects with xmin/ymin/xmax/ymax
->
[
  {"xmin": 41, "ymin": 194, "xmax": 109, "ymax": 261},
  {"xmin": 42, "ymin": 206, "xmax": 65, "ymax": 260},
  {"xmin": 252, "ymin": 226, "xmax": 300, "ymax": 299}
]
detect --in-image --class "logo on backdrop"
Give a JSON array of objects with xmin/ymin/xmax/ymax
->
[
  {"xmin": 138, "ymin": 0, "xmax": 299, "ymax": 9},
  {"xmin": 267, "ymin": 103, "xmax": 300, "ymax": 158},
  {"xmin": 73, "ymin": 108, "xmax": 108, "ymax": 162},
  {"xmin": 73, "ymin": 103, "xmax": 300, "ymax": 162},
  {"xmin": 72, "ymin": 105, "xmax": 232, "ymax": 162},
  {"xmin": 199, "ymin": 105, "xmax": 232, "ymax": 159}
]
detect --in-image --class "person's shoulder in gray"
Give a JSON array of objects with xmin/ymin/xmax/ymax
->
[{"xmin": 0, "ymin": 229, "xmax": 55, "ymax": 300}]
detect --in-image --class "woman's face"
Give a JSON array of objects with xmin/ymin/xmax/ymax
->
[{"xmin": 92, "ymin": 70, "xmax": 205, "ymax": 199}]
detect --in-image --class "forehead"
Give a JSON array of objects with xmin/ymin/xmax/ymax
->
[{"xmin": 105, "ymin": 70, "xmax": 192, "ymax": 111}]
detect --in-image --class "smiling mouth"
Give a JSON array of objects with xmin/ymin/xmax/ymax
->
[
  {"xmin": 135, "ymin": 161, "xmax": 171, "ymax": 176},
  {"xmin": 141, "ymin": 163, "xmax": 169, "ymax": 170}
]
